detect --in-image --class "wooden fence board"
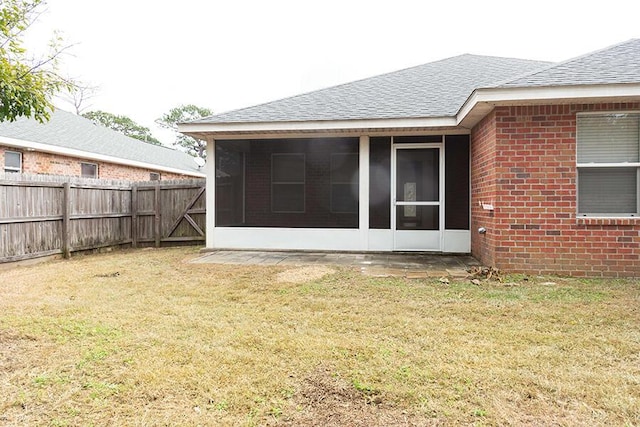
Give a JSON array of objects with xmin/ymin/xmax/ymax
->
[{"xmin": 0, "ymin": 174, "xmax": 206, "ymax": 262}]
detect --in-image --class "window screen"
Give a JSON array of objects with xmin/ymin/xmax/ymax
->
[
  {"xmin": 330, "ymin": 153, "xmax": 358, "ymax": 213},
  {"xmin": 369, "ymin": 137, "xmax": 391, "ymax": 229},
  {"xmin": 4, "ymin": 151, "xmax": 22, "ymax": 173},
  {"xmin": 150, "ymin": 172, "xmax": 161, "ymax": 181},
  {"xmin": 271, "ymin": 154, "xmax": 305, "ymax": 212},
  {"xmin": 445, "ymin": 135, "xmax": 470, "ymax": 229},
  {"xmin": 577, "ymin": 113, "xmax": 640, "ymax": 216}
]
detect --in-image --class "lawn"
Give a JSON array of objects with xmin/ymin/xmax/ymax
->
[{"xmin": 0, "ymin": 247, "xmax": 638, "ymax": 426}]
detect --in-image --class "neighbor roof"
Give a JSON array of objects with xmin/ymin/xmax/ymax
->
[
  {"xmin": 0, "ymin": 109, "xmax": 203, "ymax": 176},
  {"xmin": 192, "ymin": 54, "xmax": 551, "ymax": 124}
]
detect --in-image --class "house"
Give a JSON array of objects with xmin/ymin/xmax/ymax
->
[
  {"xmin": 0, "ymin": 109, "xmax": 205, "ymax": 180},
  {"xmin": 178, "ymin": 39, "xmax": 640, "ymax": 277}
]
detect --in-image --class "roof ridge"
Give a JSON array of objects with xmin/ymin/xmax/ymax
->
[
  {"xmin": 498, "ymin": 38, "xmax": 640, "ymax": 87},
  {"xmin": 193, "ymin": 53, "xmax": 545, "ymax": 123}
]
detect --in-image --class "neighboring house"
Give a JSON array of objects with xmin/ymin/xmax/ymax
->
[
  {"xmin": 0, "ymin": 109, "xmax": 205, "ymax": 180},
  {"xmin": 179, "ymin": 39, "xmax": 640, "ymax": 277}
]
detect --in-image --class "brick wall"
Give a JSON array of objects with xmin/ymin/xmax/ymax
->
[
  {"xmin": 471, "ymin": 103, "xmax": 640, "ymax": 277},
  {"xmin": 0, "ymin": 146, "xmax": 194, "ymax": 181},
  {"xmin": 470, "ymin": 110, "xmax": 498, "ymax": 267}
]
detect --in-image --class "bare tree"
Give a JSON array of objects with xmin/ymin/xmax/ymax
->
[{"xmin": 61, "ymin": 83, "xmax": 100, "ymax": 114}]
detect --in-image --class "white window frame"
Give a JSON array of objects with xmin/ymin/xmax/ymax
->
[
  {"xmin": 81, "ymin": 162, "xmax": 98, "ymax": 179},
  {"xmin": 150, "ymin": 172, "xmax": 161, "ymax": 181},
  {"xmin": 330, "ymin": 152, "xmax": 359, "ymax": 214},
  {"xmin": 4, "ymin": 150, "xmax": 22, "ymax": 173},
  {"xmin": 271, "ymin": 153, "xmax": 305, "ymax": 213},
  {"xmin": 576, "ymin": 111, "xmax": 640, "ymax": 217}
]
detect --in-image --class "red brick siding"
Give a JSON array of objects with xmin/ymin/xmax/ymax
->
[
  {"xmin": 471, "ymin": 103, "xmax": 640, "ymax": 277},
  {"xmin": 0, "ymin": 146, "xmax": 193, "ymax": 181},
  {"xmin": 470, "ymin": 110, "xmax": 498, "ymax": 267}
]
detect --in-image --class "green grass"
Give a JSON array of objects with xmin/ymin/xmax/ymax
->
[{"xmin": 0, "ymin": 247, "xmax": 638, "ymax": 426}]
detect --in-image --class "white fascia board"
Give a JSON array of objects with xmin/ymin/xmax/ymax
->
[
  {"xmin": 0, "ymin": 135, "xmax": 206, "ymax": 178},
  {"xmin": 457, "ymin": 84, "xmax": 640, "ymax": 126},
  {"xmin": 178, "ymin": 116, "xmax": 458, "ymax": 134},
  {"xmin": 182, "ymin": 84, "xmax": 640, "ymax": 138}
]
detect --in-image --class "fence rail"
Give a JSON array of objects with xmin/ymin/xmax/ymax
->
[{"xmin": 0, "ymin": 173, "xmax": 206, "ymax": 263}]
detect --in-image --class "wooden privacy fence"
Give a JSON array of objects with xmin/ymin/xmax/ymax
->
[{"xmin": 0, "ymin": 174, "xmax": 206, "ymax": 263}]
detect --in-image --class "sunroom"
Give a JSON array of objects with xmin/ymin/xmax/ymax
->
[
  {"xmin": 207, "ymin": 133, "xmax": 470, "ymax": 253},
  {"xmin": 176, "ymin": 53, "xmax": 555, "ymax": 255}
]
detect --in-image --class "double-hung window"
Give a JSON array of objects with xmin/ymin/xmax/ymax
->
[
  {"xmin": 330, "ymin": 153, "xmax": 358, "ymax": 213},
  {"xmin": 577, "ymin": 113, "xmax": 640, "ymax": 216},
  {"xmin": 271, "ymin": 153, "xmax": 305, "ymax": 212},
  {"xmin": 4, "ymin": 150, "xmax": 22, "ymax": 173}
]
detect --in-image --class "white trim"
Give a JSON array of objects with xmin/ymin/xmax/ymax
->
[
  {"xmin": 359, "ymin": 136, "xmax": 370, "ymax": 249},
  {"xmin": 458, "ymin": 84, "xmax": 640, "ymax": 127},
  {"xmin": 576, "ymin": 110, "xmax": 640, "ymax": 117},
  {"xmin": 392, "ymin": 141, "xmax": 443, "ymax": 251},
  {"xmin": 208, "ymin": 227, "xmax": 470, "ymax": 253},
  {"xmin": 0, "ymin": 135, "xmax": 205, "ymax": 178},
  {"xmin": 576, "ymin": 215, "xmax": 640, "ymax": 219},
  {"xmin": 80, "ymin": 161, "xmax": 98, "ymax": 179},
  {"xmin": 179, "ymin": 116, "xmax": 457, "ymax": 134},
  {"xmin": 206, "ymin": 139, "xmax": 216, "ymax": 248},
  {"xmin": 395, "ymin": 201, "xmax": 440, "ymax": 205},
  {"xmin": 368, "ymin": 229, "xmax": 393, "ymax": 251},
  {"xmin": 4, "ymin": 149, "xmax": 22, "ymax": 173},
  {"xmin": 212, "ymin": 227, "xmax": 363, "ymax": 251},
  {"xmin": 575, "ymin": 111, "xmax": 640, "ymax": 217},
  {"xmin": 390, "ymin": 141, "xmax": 397, "ymax": 244},
  {"xmin": 577, "ymin": 163, "xmax": 640, "ymax": 168},
  {"xmin": 188, "ymin": 128, "xmax": 471, "ymax": 140},
  {"xmin": 180, "ymin": 84, "xmax": 640, "ymax": 137},
  {"xmin": 442, "ymin": 230, "xmax": 471, "ymax": 253},
  {"xmin": 470, "ymin": 84, "xmax": 640, "ymax": 106}
]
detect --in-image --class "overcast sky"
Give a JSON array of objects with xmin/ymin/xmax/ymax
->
[{"xmin": 25, "ymin": 0, "xmax": 640, "ymax": 145}]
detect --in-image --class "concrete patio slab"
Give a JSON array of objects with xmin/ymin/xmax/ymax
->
[{"xmin": 192, "ymin": 250, "xmax": 482, "ymax": 278}]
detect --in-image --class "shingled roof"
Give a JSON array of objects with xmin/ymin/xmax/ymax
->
[
  {"xmin": 192, "ymin": 54, "xmax": 551, "ymax": 124},
  {"xmin": 499, "ymin": 38, "xmax": 640, "ymax": 88},
  {"xmin": 0, "ymin": 109, "xmax": 202, "ymax": 176},
  {"xmin": 186, "ymin": 39, "xmax": 640, "ymax": 129}
]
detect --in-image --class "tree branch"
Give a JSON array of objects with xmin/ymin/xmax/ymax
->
[{"xmin": 17, "ymin": 42, "xmax": 75, "ymax": 79}]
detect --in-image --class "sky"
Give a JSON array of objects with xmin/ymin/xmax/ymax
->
[{"xmin": 24, "ymin": 0, "xmax": 640, "ymax": 145}]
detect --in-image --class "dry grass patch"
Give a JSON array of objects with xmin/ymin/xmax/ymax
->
[
  {"xmin": 276, "ymin": 266, "xmax": 336, "ymax": 284},
  {"xmin": 0, "ymin": 247, "xmax": 639, "ymax": 426}
]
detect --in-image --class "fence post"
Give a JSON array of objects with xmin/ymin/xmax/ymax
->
[
  {"xmin": 131, "ymin": 184, "xmax": 138, "ymax": 248},
  {"xmin": 62, "ymin": 182, "xmax": 71, "ymax": 259},
  {"xmin": 154, "ymin": 181, "xmax": 161, "ymax": 248}
]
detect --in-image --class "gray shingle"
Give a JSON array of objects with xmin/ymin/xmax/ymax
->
[
  {"xmin": 500, "ymin": 39, "xmax": 640, "ymax": 88},
  {"xmin": 193, "ymin": 54, "xmax": 551, "ymax": 124},
  {"xmin": 0, "ymin": 109, "xmax": 201, "ymax": 174}
]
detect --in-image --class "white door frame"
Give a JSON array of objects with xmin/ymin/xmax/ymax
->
[{"xmin": 391, "ymin": 142, "xmax": 444, "ymax": 251}]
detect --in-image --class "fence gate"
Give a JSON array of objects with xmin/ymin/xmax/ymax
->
[{"xmin": 133, "ymin": 182, "xmax": 206, "ymax": 247}]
